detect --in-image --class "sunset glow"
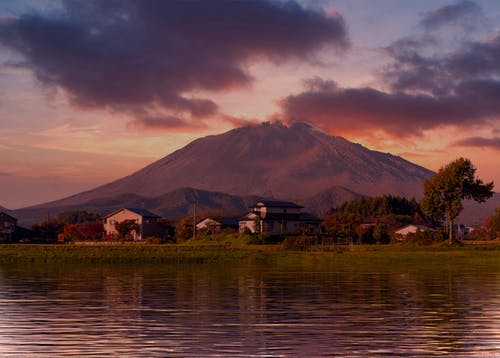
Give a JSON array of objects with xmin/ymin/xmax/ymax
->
[{"xmin": 1, "ymin": 0, "xmax": 500, "ymax": 208}]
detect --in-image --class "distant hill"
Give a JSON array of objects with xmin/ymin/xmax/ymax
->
[
  {"xmin": 12, "ymin": 188, "xmax": 262, "ymax": 225},
  {"xmin": 27, "ymin": 122, "xmax": 433, "ymax": 210},
  {"xmin": 300, "ymin": 186, "xmax": 362, "ymax": 217},
  {"xmin": 458, "ymin": 193, "xmax": 500, "ymax": 226},
  {"xmin": 12, "ymin": 187, "xmax": 498, "ymax": 226}
]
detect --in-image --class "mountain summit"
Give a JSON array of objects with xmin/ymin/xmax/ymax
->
[{"xmin": 44, "ymin": 121, "xmax": 432, "ymax": 208}]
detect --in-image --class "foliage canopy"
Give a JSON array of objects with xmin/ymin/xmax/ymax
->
[{"xmin": 421, "ymin": 158, "xmax": 494, "ymax": 244}]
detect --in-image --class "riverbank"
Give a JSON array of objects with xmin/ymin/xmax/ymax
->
[{"xmin": 1, "ymin": 242, "xmax": 500, "ymax": 268}]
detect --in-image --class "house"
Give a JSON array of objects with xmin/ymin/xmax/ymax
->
[
  {"xmin": 394, "ymin": 224, "xmax": 432, "ymax": 237},
  {"xmin": 103, "ymin": 208, "xmax": 166, "ymax": 240},
  {"xmin": 239, "ymin": 201, "xmax": 321, "ymax": 236},
  {"xmin": 196, "ymin": 217, "xmax": 239, "ymax": 235},
  {"xmin": 0, "ymin": 212, "xmax": 17, "ymax": 242},
  {"xmin": 454, "ymin": 224, "xmax": 473, "ymax": 239}
]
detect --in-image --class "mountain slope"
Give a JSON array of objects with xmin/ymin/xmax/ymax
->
[
  {"xmin": 458, "ymin": 193, "xmax": 500, "ymax": 225},
  {"xmin": 300, "ymin": 186, "xmax": 362, "ymax": 217},
  {"xmin": 30, "ymin": 122, "xmax": 433, "ymax": 209},
  {"xmin": 12, "ymin": 188, "xmax": 256, "ymax": 225}
]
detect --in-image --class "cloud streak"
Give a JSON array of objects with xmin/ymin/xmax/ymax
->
[
  {"xmin": 0, "ymin": 0, "xmax": 349, "ymax": 129},
  {"xmin": 453, "ymin": 137, "xmax": 500, "ymax": 150},
  {"xmin": 279, "ymin": 78, "xmax": 499, "ymax": 136}
]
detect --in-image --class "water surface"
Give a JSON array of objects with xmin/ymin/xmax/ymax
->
[{"xmin": 0, "ymin": 262, "xmax": 499, "ymax": 356}]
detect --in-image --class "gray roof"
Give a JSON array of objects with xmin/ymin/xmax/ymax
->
[
  {"xmin": 0, "ymin": 212, "xmax": 17, "ymax": 222},
  {"xmin": 299, "ymin": 212, "xmax": 322, "ymax": 222},
  {"xmin": 253, "ymin": 200, "xmax": 303, "ymax": 208}
]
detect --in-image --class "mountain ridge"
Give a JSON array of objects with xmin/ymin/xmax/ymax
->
[
  {"xmin": 11, "ymin": 186, "xmax": 363, "ymax": 225},
  {"xmin": 23, "ymin": 121, "xmax": 434, "ymax": 211}
]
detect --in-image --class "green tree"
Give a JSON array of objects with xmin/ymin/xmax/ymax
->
[
  {"xmin": 114, "ymin": 219, "xmax": 139, "ymax": 241},
  {"xmin": 32, "ymin": 219, "xmax": 64, "ymax": 242},
  {"xmin": 484, "ymin": 207, "xmax": 500, "ymax": 240},
  {"xmin": 421, "ymin": 158, "xmax": 494, "ymax": 245},
  {"xmin": 175, "ymin": 215, "xmax": 198, "ymax": 243},
  {"xmin": 373, "ymin": 223, "xmax": 390, "ymax": 244},
  {"xmin": 56, "ymin": 210, "xmax": 101, "ymax": 224},
  {"xmin": 253, "ymin": 216, "xmax": 262, "ymax": 235}
]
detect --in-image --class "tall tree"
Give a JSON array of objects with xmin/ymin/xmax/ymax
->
[{"xmin": 421, "ymin": 158, "xmax": 494, "ymax": 244}]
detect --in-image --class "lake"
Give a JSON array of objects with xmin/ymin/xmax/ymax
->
[{"xmin": 0, "ymin": 261, "xmax": 499, "ymax": 356}]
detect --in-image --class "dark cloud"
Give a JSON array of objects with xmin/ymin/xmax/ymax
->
[
  {"xmin": 279, "ymin": 2, "xmax": 500, "ymax": 138},
  {"xmin": 0, "ymin": 0, "xmax": 349, "ymax": 127},
  {"xmin": 279, "ymin": 78, "xmax": 500, "ymax": 137},
  {"xmin": 382, "ymin": 34, "xmax": 500, "ymax": 96},
  {"xmin": 419, "ymin": 0, "xmax": 484, "ymax": 30},
  {"xmin": 453, "ymin": 137, "xmax": 500, "ymax": 150}
]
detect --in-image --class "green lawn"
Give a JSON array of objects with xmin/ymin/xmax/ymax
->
[{"xmin": 0, "ymin": 242, "xmax": 499, "ymax": 268}]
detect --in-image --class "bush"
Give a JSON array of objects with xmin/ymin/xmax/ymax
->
[
  {"xmin": 244, "ymin": 232, "xmax": 277, "ymax": 245},
  {"xmin": 145, "ymin": 236, "xmax": 168, "ymax": 244},
  {"xmin": 399, "ymin": 229, "xmax": 446, "ymax": 246},
  {"xmin": 281, "ymin": 236, "xmax": 317, "ymax": 251}
]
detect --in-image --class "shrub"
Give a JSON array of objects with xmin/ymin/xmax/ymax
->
[
  {"xmin": 400, "ymin": 229, "xmax": 446, "ymax": 246},
  {"xmin": 281, "ymin": 236, "xmax": 317, "ymax": 251}
]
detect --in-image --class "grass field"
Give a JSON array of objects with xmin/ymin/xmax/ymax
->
[{"xmin": 0, "ymin": 241, "xmax": 499, "ymax": 268}]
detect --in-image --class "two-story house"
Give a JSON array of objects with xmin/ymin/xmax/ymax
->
[
  {"xmin": 103, "ymin": 208, "xmax": 165, "ymax": 240},
  {"xmin": 239, "ymin": 201, "xmax": 321, "ymax": 236}
]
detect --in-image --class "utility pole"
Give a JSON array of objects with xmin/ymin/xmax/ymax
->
[{"xmin": 192, "ymin": 202, "xmax": 197, "ymax": 241}]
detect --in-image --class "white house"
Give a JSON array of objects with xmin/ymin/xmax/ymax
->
[
  {"xmin": 196, "ymin": 217, "xmax": 238, "ymax": 235},
  {"xmin": 103, "ymin": 208, "xmax": 163, "ymax": 240},
  {"xmin": 394, "ymin": 224, "xmax": 432, "ymax": 236},
  {"xmin": 239, "ymin": 201, "xmax": 321, "ymax": 236}
]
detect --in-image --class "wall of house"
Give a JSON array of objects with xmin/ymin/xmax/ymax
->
[
  {"xmin": 239, "ymin": 220, "xmax": 257, "ymax": 234},
  {"xmin": 196, "ymin": 218, "xmax": 223, "ymax": 235},
  {"xmin": 196, "ymin": 218, "xmax": 221, "ymax": 231},
  {"xmin": 104, "ymin": 210, "xmax": 142, "ymax": 240}
]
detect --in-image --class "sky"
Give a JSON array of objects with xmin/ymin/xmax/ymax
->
[{"xmin": 1, "ymin": 0, "xmax": 500, "ymax": 209}]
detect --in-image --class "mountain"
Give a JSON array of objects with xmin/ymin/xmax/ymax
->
[
  {"xmin": 458, "ymin": 193, "xmax": 500, "ymax": 226},
  {"xmin": 28, "ymin": 122, "xmax": 433, "ymax": 211},
  {"xmin": 13, "ymin": 188, "xmax": 261, "ymax": 225},
  {"xmin": 300, "ymin": 186, "xmax": 362, "ymax": 217}
]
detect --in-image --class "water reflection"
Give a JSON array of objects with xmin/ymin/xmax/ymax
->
[{"xmin": 0, "ymin": 263, "xmax": 499, "ymax": 356}]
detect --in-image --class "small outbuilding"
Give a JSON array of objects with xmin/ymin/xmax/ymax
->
[
  {"xmin": 394, "ymin": 224, "xmax": 432, "ymax": 236},
  {"xmin": 196, "ymin": 217, "xmax": 239, "ymax": 235}
]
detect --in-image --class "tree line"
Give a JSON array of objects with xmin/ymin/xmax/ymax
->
[{"xmin": 323, "ymin": 157, "xmax": 495, "ymax": 244}]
